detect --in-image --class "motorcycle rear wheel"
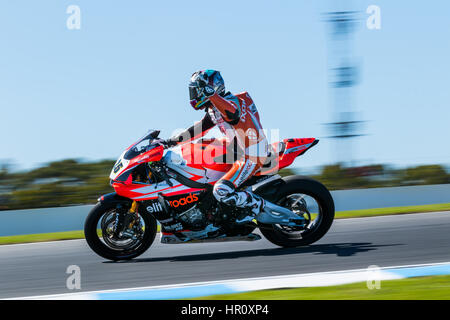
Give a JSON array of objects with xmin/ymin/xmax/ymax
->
[{"xmin": 258, "ymin": 176, "xmax": 335, "ymax": 247}]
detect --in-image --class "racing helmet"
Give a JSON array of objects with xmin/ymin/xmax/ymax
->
[{"xmin": 189, "ymin": 69, "xmax": 225, "ymax": 110}]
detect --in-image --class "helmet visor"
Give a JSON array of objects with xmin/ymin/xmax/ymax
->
[
  {"xmin": 189, "ymin": 86, "xmax": 206, "ymax": 110},
  {"xmin": 189, "ymin": 86, "xmax": 199, "ymax": 101}
]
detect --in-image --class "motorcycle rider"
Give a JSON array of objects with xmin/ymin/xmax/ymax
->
[{"xmin": 164, "ymin": 70, "xmax": 269, "ymax": 220}]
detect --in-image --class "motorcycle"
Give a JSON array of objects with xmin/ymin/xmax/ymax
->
[{"xmin": 84, "ymin": 129, "xmax": 335, "ymax": 261}]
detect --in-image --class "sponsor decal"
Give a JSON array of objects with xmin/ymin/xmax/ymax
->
[
  {"xmin": 163, "ymin": 222, "xmax": 184, "ymax": 232},
  {"xmin": 204, "ymin": 86, "xmax": 214, "ymax": 95},
  {"xmin": 240, "ymin": 102, "xmax": 247, "ymax": 122},
  {"xmin": 169, "ymin": 193, "xmax": 199, "ymax": 208},
  {"xmin": 235, "ymin": 161, "xmax": 255, "ymax": 186},
  {"xmin": 146, "ymin": 202, "xmax": 163, "ymax": 213}
]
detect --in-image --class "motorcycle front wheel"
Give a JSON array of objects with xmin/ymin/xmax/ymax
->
[{"xmin": 84, "ymin": 201, "xmax": 157, "ymax": 261}]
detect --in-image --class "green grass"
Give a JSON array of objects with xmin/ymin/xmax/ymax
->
[
  {"xmin": 0, "ymin": 230, "xmax": 86, "ymax": 245},
  {"xmin": 335, "ymin": 203, "xmax": 450, "ymax": 219},
  {"xmin": 0, "ymin": 203, "xmax": 448, "ymax": 245},
  {"xmin": 194, "ymin": 275, "xmax": 450, "ymax": 300},
  {"xmin": 0, "ymin": 225, "xmax": 161, "ymax": 245}
]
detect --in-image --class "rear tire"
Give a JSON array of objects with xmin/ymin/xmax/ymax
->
[
  {"xmin": 84, "ymin": 201, "xmax": 157, "ymax": 261},
  {"xmin": 258, "ymin": 176, "xmax": 334, "ymax": 247}
]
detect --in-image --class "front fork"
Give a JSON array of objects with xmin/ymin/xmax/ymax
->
[{"xmin": 114, "ymin": 200, "xmax": 140, "ymax": 237}]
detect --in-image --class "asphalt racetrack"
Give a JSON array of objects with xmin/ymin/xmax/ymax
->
[{"xmin": 1, "ymin": 211, "xmax": 450, "ymax": 299}]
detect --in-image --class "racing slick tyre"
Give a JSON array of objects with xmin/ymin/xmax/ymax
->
[
  {"xmin": 84, "ymin": 201, "xmax": 157, "ymax": 261},
  {"xmin": 258, "ymin": 175, "xmax": 335, "ymax": 247}
]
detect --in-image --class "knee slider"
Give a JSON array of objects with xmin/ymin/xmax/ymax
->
[{"xmin": 213, "ymin": 180, "xmax": 236, "ymax": 202}]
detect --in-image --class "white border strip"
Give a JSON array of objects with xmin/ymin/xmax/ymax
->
[{"xmin": 7, "ymin": 261, "xmax": 450, "ymax": 300}]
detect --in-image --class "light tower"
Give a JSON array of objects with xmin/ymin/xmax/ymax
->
[{"xmin": 324, "ymin": 5, "xmax": 364, "ymax": 166}]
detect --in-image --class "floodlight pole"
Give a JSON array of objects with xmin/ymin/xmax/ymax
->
[{"xmin": 323, "ymin": 4, "xmax": 363, "ymax": 167}]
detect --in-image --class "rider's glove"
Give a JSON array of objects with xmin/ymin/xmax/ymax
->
[{"xmin": 161, "ymin": 138, "xmax": 179, "ymax": 148}]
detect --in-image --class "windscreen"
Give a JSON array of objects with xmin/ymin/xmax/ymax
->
[{"xmin": 124, "ymin": 130, "xmax": 160, "ymax": 160}]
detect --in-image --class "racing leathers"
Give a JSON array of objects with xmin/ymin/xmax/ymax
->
[{"xmin": 168, "ymin": 91, "xmax": 269, "ymax": 216}]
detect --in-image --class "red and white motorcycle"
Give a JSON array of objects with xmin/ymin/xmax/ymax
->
[{"xmin": 84, "ymin": 130, "xmax": 335, "ymax": 261}]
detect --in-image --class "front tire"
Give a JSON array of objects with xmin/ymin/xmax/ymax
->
[
  {"xmin": 84, "ymin": 201, "xmax": 157, "ymax": 261},
  {"xmin": 258, "ymin": 176, "xmax": 335, "ymax": 247}
]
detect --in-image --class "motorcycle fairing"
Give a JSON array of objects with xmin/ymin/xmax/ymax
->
[
  {"xmin": 110, "ymin": 144, "xmax": 164, "ymax": 181},
  {"xmin": 179, "ymin": 138, "xmax": 233, "ymax": 175},
  {"xmin": 254, "ymin": 138, "xmax": 318, "ymax": 176},
  {"xmin": 110, "ymin": 131, "xmax": 318, "ymax": 202},
  {"xmin": 113, "ymin": 177, "xmax": 205, "ymax": 201},
  {"xmin": 278, "ymin": 138, "xmax": 318, "ymax": 169}
]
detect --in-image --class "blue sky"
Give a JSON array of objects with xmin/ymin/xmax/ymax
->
[{"xmin": 0, "ymin": 1, "xmax": 449, "ymax": 171}]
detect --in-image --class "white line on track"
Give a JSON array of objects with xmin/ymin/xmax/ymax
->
[{"xmin": 7, "ymin": 260, "xmax": 450, "ymax": 300}]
